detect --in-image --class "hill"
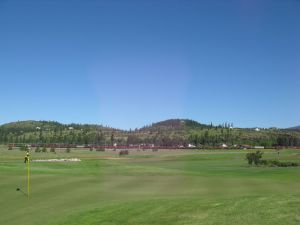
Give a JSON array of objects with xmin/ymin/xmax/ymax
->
[
  {"xmin": 0, "ymin": 120, "xmax": 64, "ymax": 133},
  {"xmin": 0, "ymin": 120, "xmax": 121, "ymax": 146},
  {"xmin": 140, "ymin": 119, "xmax": 209, "ymax": 131},
  {"xmin": 288, "ymin": 125, "xmax": 300, "ymax": 130},
  {"xmin": 0, "ymin": 119, "xmax": 300, "ymax": 147}
]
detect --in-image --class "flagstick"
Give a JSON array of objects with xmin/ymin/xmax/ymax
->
[{"xmin": 27, "ymin": 155, "xmax": 30, "ymax": 199}]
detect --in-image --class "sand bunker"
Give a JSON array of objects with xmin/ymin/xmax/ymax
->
[{"xmin": 32, "ymin": 158, "xmax": 81, "ymax": 163}]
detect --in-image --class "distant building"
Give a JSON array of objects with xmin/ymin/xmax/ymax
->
[
  {"xmin": 255, "ymin": 128, "xmax": 260, "ymax": 131},
  {"xmin": 188, "ymin": 143, "xmax": 196, "ymax": 148},
  {"xmin": 254, "ymin": 146, "xmax": 264, "ymax": 149},
  {"xmin": 221, "ymin": 143, "xmax": 228, "ymax": 148},
  {"xmin": 241, "ymin": 145, "xmax": 252, "ymax": 149},
  {"xmin": 68, "ymin": 127, "xmax": 74, "ymax": 130},
  {"xmin": 76, "ymin": 145, "xmax": 85, "ymax": 148}
]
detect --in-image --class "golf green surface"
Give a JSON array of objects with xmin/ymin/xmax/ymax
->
[{"xmin": 0, "ymin": 147, "xmax": 300, "ymax": 225}]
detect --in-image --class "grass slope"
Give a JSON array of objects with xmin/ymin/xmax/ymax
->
[{"xmin": 0, "ymin": 147, "xmax": 299, "ymax": 225}]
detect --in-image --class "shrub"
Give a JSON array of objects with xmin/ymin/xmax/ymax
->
[
  {"xmin": 268, "ymin": 160, "xmax": 299, "ymax": 167},
  {"xmin": 66, "ymin": 148, "xmax": 71, "ymax": 153},
  {"xmin": 245, "ymin": 153, "xmax": 299, "ymax": 167},
  {"xmin": 8, "ymin": 145, "xmax": 13, "ymax": 150},
  {"xmin": 259, "ymin": 159, "xmax": 268, "ymax": 165},
  {"xmin": 119, "ymin": 150, "xmax": 129, "ymax": 156},
  {"xmin": 20, "ymin": 145, "xmax": 29, "ymax": 151},
  {"xmin": 246, "ymin": 151, "xmax": 263, "ymax": 165},
  {"xmin": 42, "ymin": 146, "xmax": 47, "ymax": 153},
  {"xmin": 35, "ymin": 147, "xmax": 41, "ymax": 152},
  {"xmin": 50, "ymin": 147, "xmax": 56, "ymax": 153}
]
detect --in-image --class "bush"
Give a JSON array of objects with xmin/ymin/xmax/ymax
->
[
  {"xmin": 89, "ymin": 147, "xmax": 93, "ymax": 151},
  {"xmin": 259, "ymin": 159, "xmax": 268, "ymax": 165},
  {"xmin": 246, "ymin": 151, "xmax": 263, "ymax": 165},
  {"xmin": 245, "ymin": 153, "xmax": 299, "ymax": 167},
  {"xmin": 50, "ymin": 147, "xmax": 56, "ymax": 153},
  {"xmin": 20, "ymin": 145, "xmax": 29, "ymax": 151},
  {"xmin": 42, "ymin": 146, "xmax": 47, "ymax": 153},
  {"xmin": 35, "ymin": 147, "xmax": 41, "ymax": 152},
  {"xmin": 8, "ymin": 145, "xmax": 13, "ymax": 150},
  {"xmin": 267, "ymin": 160, "xmax": 299, "ymax": 167},
  {"xmin": 119, "ymin": 150, "xmax": 129, "ymax": 156},
  {"xmin": 66, "ymin": 148, "xmax": 71, "ymax": 153}
]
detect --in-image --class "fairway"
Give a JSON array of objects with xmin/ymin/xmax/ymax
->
[{"xmin": 0, "ymin": 147, "xmax": 300, "ymax": 225}]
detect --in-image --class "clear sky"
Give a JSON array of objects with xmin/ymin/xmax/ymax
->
[{"xmin": 0, "ymin": 0, "xmax": 299, "ymax": 129}]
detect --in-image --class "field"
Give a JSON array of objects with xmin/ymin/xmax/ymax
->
[{"xmin": 0, "ymin": 147, "xmax": 300, "ymax": 225}]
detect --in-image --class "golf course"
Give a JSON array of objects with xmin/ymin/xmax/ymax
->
[{"xmin": 0, "ymin": 147, "xmax": 299, "ymax": 225}]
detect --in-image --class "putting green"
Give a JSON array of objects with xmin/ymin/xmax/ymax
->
[{"xmin": 0, "ymin": 147, "xmax": 299, "ymax": 225}]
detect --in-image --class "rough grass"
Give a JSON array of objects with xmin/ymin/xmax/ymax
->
[
  {"xmin": 60, "ymin": 196, "xmax": 300, "ymax": 225},
  {"xmin": 0, "ymin": 147, "xmax": 299, "ymax": 225}
]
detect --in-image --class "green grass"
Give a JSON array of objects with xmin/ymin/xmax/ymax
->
[{"xmin": 0, "ymin": 147, "xmax": 299, "ymax": 225}]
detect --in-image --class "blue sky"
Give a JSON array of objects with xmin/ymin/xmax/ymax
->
[{"xmin": 0, "ymin": 0, "xmax": 299, "ymax": 129}]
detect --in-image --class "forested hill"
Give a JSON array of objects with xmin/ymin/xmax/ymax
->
[
  {"xmin": 0, "ymin": 120, "xmax": 300, "ymax": 147},
  {"xmin": 0, "ymin": 120, "xmax": 118, "ymax": 133},
  {"xmin": 288, "ymin": 125, "xmax": 300, "ymax": 131},
  {"xmin": 139, "ymin": 119, "xmax": 210, "ymax": 131}
]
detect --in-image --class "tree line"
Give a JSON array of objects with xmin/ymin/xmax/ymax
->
[{"xmin": 1, "ymin": 120, "xmax": 300, "ymax": 147}]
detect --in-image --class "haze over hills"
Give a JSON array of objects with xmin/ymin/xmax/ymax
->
[{"xmin": 0, "ymin": 119, "xmax": 300, "ymax": 147}]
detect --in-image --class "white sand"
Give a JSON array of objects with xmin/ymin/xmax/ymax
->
[{"xmin": 32, "ymin": 158, "xmax": 81, "ymax": 162}]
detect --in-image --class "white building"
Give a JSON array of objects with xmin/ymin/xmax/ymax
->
[
  {"xmin": 188, "ymin": 144, "xmax": 196, "ymax": 148},
  {"xmin": 221, "ymin": 143, "xmax": 228, "ymax": 148}
]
